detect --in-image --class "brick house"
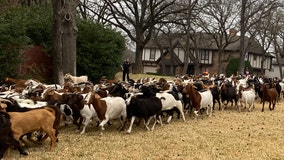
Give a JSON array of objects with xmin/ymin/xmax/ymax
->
[{"xmin": 142, "ymin": 33, "xmax": 274, "ymax": 76}]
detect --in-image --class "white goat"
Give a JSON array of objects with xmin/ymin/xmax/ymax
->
[
  {"xmin": 64, "ymin": 73, "xmax": 88, "ymax": 84},
  {"xmin": 80, "ymin": 92, "xmax": 126, "ymax": 135},
  {"xmin": 278, "ymin": 81, "xmax": 284, "ymax": 98},
  {"xmin": 194, "ymin": 90, "xmax": 213, "ymax": 118},
  {"xmin": 156, "ymin": 92, "xmax": 186, "ymax": 123},
  {"xmin": 79, "ymin": 92, "xmax": 98, "ymax": 134},
  {"xmin": 237, "ymin": 85, "xmax": 256, "ymax": 112},
  {"xmin": 79, "ymin": 104, "xmax": 98, "ymax": 134},
  {"xmin": 24, "ymin": 79, "xmax": 40, "ymax": 86}
]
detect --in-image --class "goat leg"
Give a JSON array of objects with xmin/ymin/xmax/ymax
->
[
  {"xmin": 262, "ymin": 103, "xmax": 265, "ymax": 112},
  {"xmin": 144, "ymin": 117, "xmax": 152, "ymax": 131},
  {"xmin": 18, "ymin": 147, "xmax": 28, "ymax": 156}
]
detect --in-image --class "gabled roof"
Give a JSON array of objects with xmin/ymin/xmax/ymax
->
[
  {"xmin": 157, "ymin": 50, "xmax": 182, "ymax": 66},
  {"xmin": 145, "ymin": 32, "xmax": 267, "ymax": 55}
]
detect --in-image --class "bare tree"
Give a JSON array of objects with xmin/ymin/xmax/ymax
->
[
  {"xmin": 145, "ymin": 0, "xmax": 207, "ymax": 76},
  {"xmin": 270, "ymin": 7, "xmax": 284, "ymax": 79},
  {"xmin": 88, "ymin": 0, "xmax": 183, "ymax": 73},
  {"xmin": 249, "ymin": 11, "xmax": 275, "ymax": 75},
  {"xmin": 151, "ymin": 24, "xmax": 177, "ymax": 76},
  {"xmin": 151, "ymin": 0, "xmax": 213, "ymax": 76},
  {"xmin": 78, "ymin": 0, "xmax": 111, "ymax": 24},
  {"xmin": 52, "ymin": 0, "xmax": 79, "ymax": 85},
  {"xmin": 198, "ymin": 0, "xmax": 239, "ymax": 75},
  {"xmin": 174, "ymin": 0, "xmax": 210, "ymax": 75},
  {"xmin": 239, "ymin": 0, "xmax": 279, "ymax": 74},
  {"xmin": 78, "ymin": 0, "xmax": 88, "ymax": 19}
]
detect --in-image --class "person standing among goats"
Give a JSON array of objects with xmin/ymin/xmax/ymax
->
[
  {"xmin": 244, "ymin": 66, "xmax": 250, "ymax": 77},
  {"xmin": 121, "ymin": 58, "xmax": 131, "ymax": 82}
]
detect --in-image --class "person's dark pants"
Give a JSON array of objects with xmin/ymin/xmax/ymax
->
[{"xmin": 123, "ymin": 71, "xmax": 129, "ymax": 81}]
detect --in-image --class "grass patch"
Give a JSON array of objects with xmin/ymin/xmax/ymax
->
[
  {"xmin": 115, "ymin": 72, "xmax": 175, "ymax": 81},
  {"xmin": 6, "ymin": 99, "xmax": 284, "ymax": 160},
  {"xmin": 6, "ymin": 74, "xmax": 284, "ymax": 159}
]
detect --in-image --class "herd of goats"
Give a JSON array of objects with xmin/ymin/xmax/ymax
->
[{"xmin": 0, "ymin": 73, "xmax": 282, "ymax": 158}]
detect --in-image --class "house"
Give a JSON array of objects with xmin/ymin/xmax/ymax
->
[
  {"xmin": 142, "ymin": 32, "xmax": 274, "ymax": 76},
  {"xmin": 265, "ymin": 58, "xmax": 284, "ymax": 79}
]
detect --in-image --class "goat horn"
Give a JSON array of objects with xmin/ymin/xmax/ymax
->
[
  {"xmin": 0, "ymin": 98, "xmax": 12, "ymax": 104},
  {"xmin": 30, "ymin": 88, "xmax": 42, "ymax": 93}
]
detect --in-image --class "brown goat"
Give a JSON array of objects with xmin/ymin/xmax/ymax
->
[
  {"xmin": 8, "ymin": 107, "xmax": 60, "ymax": 152},
  {"xmin": 3, "ymin": 77, "xmax": 27, "ymax": 88},
  {"xmin": 183, "ymin": 83, "xmax": 201, "ymax": 116},
  {"xmin": 42, "ymin": 88, "xmax": 63, "ymax": 102},
  {"xmin": 158, "ymin": 78, "xmax": 167, "ymax": 86},
  {"xmin": 261, "ymin": 83, "xmax": 278, "ymax": 112},
  {"xmin": 62, "ymin": 82, "xmax": 82, "ymax": 93},
  {"xmin": 61, "ymin": 93, "xmax": 85, "ymax": 129}
]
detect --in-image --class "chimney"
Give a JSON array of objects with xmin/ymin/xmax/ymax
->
[{"xmin": 229, "ymin": 28, "xmax": 237, "ymax": 37}]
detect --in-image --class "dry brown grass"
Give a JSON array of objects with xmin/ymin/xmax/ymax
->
[
  {"xmin": 8, "ymin": 100, "xmax": 284, "ymax": 160},
  {"xmin": 6, "ymin": 73, "xmax": 284, "ymax": 160}
]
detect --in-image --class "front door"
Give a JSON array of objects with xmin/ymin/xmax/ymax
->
[{"xmin": 187, "ymin": 65, "xmax": 194, "ymax": 75}]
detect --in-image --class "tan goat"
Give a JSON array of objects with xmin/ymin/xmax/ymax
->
[{"xmin": 8, "ymin": 107, "xmax": 59, "ymax": 152}]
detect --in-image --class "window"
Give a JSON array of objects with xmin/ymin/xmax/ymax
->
[
  {"xmin": 150, "ymin": 49, "xmax": 156, "ymax": 60},
  {"xmin": 188, "ymin": 49, "xmax": 211, "ymax": 64},
  {"xmin": 200, "ymin": 50, "xmax": 209, "ymax": 64}
]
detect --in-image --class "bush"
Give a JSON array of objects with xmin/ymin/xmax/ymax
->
[
  {"xmin": 226, "ymin": 58, "xmax": 252, "ymax": 76},
  {"xmin": 76, "ymin": 19, "xmax": 126, "ymax": 83},
  {"xmin": 0, "ymin": 6, "xmax": 53, "ymax": 81},
  {"xmin": 0, "ymin": 7, "xmax": 31, "ymax": 80},
  {"xmin": 0, "ymin": 6, "xmax": 126, "ymax": 83}
]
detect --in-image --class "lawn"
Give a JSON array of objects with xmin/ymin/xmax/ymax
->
[{"xmin": 6, "ymin": 73, "xmax": 284, "ymax": 160}]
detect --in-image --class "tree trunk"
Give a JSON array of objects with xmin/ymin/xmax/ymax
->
[
  {"xmin": 218, "ymin": 48, "xmax": 223, "ymax": 75},
  {"xmin": 238, "ymin": 0, "xmax": 246, "ymax": 75},
  {"xmin": 159, "ymin": 49, "xmax": 166, "ymax": 75},
  {"xmin": 275, "ymin": 45, "xmax": 283, "ymax": 79},
  {"xmin": 194, "ymin": 63, "xmax": 201, "ymax": 75},
  {"xmin": 182, "ymin": 50, "xmax": 189, "ymax": 75},
  {"xmin": 52, "ymin": 0, "xmax": 78, "ymax": 85},
  {"xmin": 261, "ymin": 52, "xmax": 266, "ymax": 75},
  {"xmin": 133, "ymin": 43, "xmax": 144, "ymax": 74},
  {"xmin": 279, "ymin": 65, "xmax": 283, "ymax": 80}
]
